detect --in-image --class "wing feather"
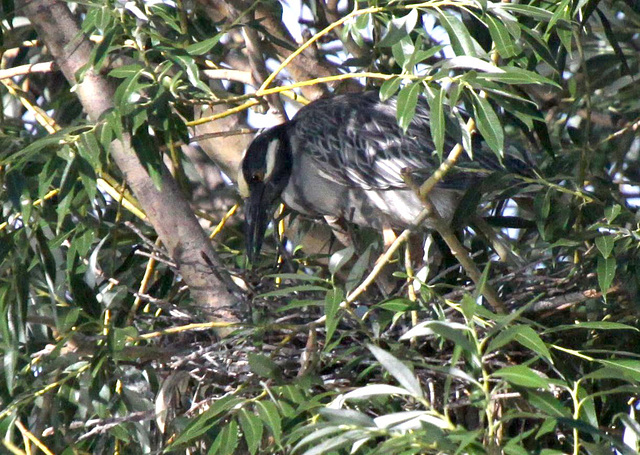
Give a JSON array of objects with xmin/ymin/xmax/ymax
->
[{"xmin": 288, "ymin": 91, "xmax": 525, "ymax": 191}]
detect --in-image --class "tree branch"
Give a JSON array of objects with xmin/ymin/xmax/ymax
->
[{"xmin": 23, "ymin": 0, "xmax": 242, "ymax": 327}]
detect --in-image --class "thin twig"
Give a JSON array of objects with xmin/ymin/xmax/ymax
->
[{"xmin": 0, "ymin": 61, "xmax": 55, "ymax": 79}]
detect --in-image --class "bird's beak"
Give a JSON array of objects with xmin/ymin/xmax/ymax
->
[{"xmin": 245, "ymin": 181, "xmax": 270, "ymax": 264}]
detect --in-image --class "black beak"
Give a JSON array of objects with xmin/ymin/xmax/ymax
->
[{"xmin": 245, "ymin": 181, "xmax": 271, "ymax": 264}]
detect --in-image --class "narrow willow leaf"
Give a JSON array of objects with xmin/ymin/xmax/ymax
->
[
  {"xmin": 325, "ymin": 287, "xmax": 343, "ymax": 346},
  {"xmin": 367, "ymin": 344, "xmax": 423, "ymax": 398},
  {"xmin": 513, "ymin": 326, "xmax": 553, "ymax": 362},
  {"xmin": 486, "ymin": 15, "xmax": 519, "ymax": 58},
  {"xmin": 527, "ymin": 391, "xmax": 571, "ymax": 417},
  {"xmin": 329, "ymin": 246, "xmax": 355, "ymax": 276},
  {"xmin": 238, "ymin": 408, "xmax": 263, "ymax": 455},
  {"xmin": 545, "ymin": 322, "xmax": 639, "ymax": 333},
  {"xmin": 187, "ymin": 33, "xmax": 224, "ymax": 56},
  {"xmin": 256, "ymin": 401, "xmax": 282, "ymax": 445},
  {"xmin": 318, "ymin": 408, "xmax": 376, "ymax": 427},
  {"xmin": 165, "ymin": 396, "xmax": 243, "ymax": 449},
  {"xmin": 476, "ymin": 67, "xmax": 560, "ymax": 86},
  {"xmin": 438, "ymin": 10, "xmax": 484, "ymax": 57},
  {"xmin": 378, "ymin": 8, "xmax": 418, "ymax": 48},
  {"xmin": 496, "ymin": 4, "xmax": 555, "ymax": 21},
  {"xmin": 207, "ymin": 419, "xmax": 239, "ymax": 455},
  {"xmin": 493, "ymin": 365, "xmax": 550, "ymax": 389},
  {"xmin": 396, "ymin": 83, "xmax": 421, "ymax": 132},
  {"xmin": 426, "ymin": 85, "xmax": 445, "ymax": 159},
  {"xmin": 343, "ymin": 384, "xmax": 412, "ymax": 400},
  {"xmin": 471, "ymin": 91, "xmax": 504, "ymax": 156},
  {"xmin": 257, "ymin": 285, "xmax": 328, "ymax": 298}
]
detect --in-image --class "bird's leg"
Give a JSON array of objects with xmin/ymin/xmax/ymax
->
[
  {"xmin": 381, "ymin": 227, "xmax": 397, "ymax": 254},
  {"xmin": 403, "ymin": 165, "xmax": 507, "ymax": 314},
  {"xmin": 272, "ymin": 208, "xmax": 297, "ymax": 272},
  {"xmin": 323, "ymin": 215, "xmax": 354, "ymax": 248}
]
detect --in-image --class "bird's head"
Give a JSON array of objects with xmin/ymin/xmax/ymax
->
[{"xmin": 237, "ymin": 125, "xmax": 292, "ymax": 263}]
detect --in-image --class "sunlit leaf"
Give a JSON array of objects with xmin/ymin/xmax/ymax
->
[
  {"xmin": 367, "ymin": 344, "xmax": 423, "ymax": 398},
  {"xmin": 493, "ymin": 365, "xmax": 550, "ymax": 389}
]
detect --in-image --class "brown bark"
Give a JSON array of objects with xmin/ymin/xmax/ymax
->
[{"xmin": 23, "ymin": 0, "xmax": 241, "ymax": 326}]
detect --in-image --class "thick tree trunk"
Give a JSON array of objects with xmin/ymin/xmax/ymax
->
[{"xmin": 23, "ymin": 0, "xmax": 242, "ymax": 327}]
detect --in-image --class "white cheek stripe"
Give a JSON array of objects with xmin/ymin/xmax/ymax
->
[{"xmin": 264, "ymin": 139, "xmax": 278, "ymax": 180}]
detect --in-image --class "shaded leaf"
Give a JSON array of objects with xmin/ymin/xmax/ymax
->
[
  {"xmin": 396, "ymin": 83, "xmax": 421, "ymax": 132},
  {"xmin": 471, "ymin": 91, "xmax": 504, "ymax": 156}
]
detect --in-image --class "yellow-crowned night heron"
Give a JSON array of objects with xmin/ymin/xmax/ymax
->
[{"xmin": 238, "ymin": 91, "xmax": 530, "ymax": 262}]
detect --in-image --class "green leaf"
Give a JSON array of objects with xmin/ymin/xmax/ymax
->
[
  {"xmin": 378, "ymin": 298, "xmax": 418, "ymax": 312},
  {"xmin": 438, "ymin": 10, "xmax": 485, "ymax": 57},
  {"xmin": 380, "ymin": 77, "xmax": 402, "ymax": 101},
  {"xmin": 438, "ymin": 55, "xmax": 502, "ymax": 74},
  {"xmin": 293, "ymin": 426, "xmax": 353, "ymax": 454},
  {"xmin": 496, "ymin": 4, "xmax": 555, "ymax": 22},
  {"xmin": 90, "ymin": 27, "xmax": 116, "ymax": 71},
  {"xmin": 604, "ymin": 204, "xmax": 622, "ymax": 223},
  {"xmin": 329, "ymin": 246, "xmax": 354, "ymax": 276},
  {"xmin": 595, "ymin": 235, "xmax": 615, "ymax": 259},
  {"xmin": 110, "ymin": 326, "xmax": 137, "ymax": 353},
  {"xmin": 486, "ymin": 15, "xmax": 519, "ymax": 58},
  {"xmin": 165, "ymin": 396, "xmax": 243, "ymax": 449},
  {"xmin": 513, "ymin": 326, "xmax": 553, "ymax": 363},
  {"xmin": 597, "ymin": 256, "xmax": 616, "ymax": 295},
  {"xmin": 345, "ymin": 244, "xmax": 373, "ymax": 294},
  {"xmin": 258, "ymin": 285, "xmax": 329, "ymax": 298},
  {"xmin": 256, "ymin": 401, "xmax": 282, "ymax": 446},
  {"xmin": 300, "ymin": 429, "xmax": 369, "ymax": 455},
  {"xmin": 527, "ymin": 391, "xmax": 571, "ymax": 417},
  {"xmin": 426, "ymin": 85, "xmax": 445, "ymax": 159},
  {"xmin": 401, "ymin": 321, "xmax": 476, "ymax": 354},
  {"xmin": 520, "ymin": 26, "xmax": 558, "ymax": 71},
  {"xmin": 207, "ymin": 419, "xmax": 239, "ymax": 455},
  {"xmin": 378, "ymin": 8, "xmax": 418, "ymax": 48},
  {"xmin": 596, "ymin": 359, "xmax": 640, "ymax": 381},
  {"xmin": 169, "ymin": 53, "xmax": 211, "ymax": 93},
  {"xmin": 343, "ymin": 384, "xmax": 412, "ymax": 401},
  {"xmin": 265, "ymin": 273, "xmax": 328, "ymax": 283},
  {"xmin": 187, "ymin": 33, "xmax": 224, "ymax": 56},
  {"xmin": 595, "ymin": 9, "xmax": 632, "ymax": 76},
  {"xmin": 475, "ymin": 67, "xmax": 560, "ymax": 86},
  {"xmin": 396, "ymin": 83, "xmax": 421, "ymax": 132},
  {"xmin": 109, "ymin": 64, "xmax": 145, "ymax": 79},
  {"xmin": 545, "ymin": 321, "xmax": 639, "ymax": 333},
  {"xmin": 247, "ymin": 353, "xmax": 282, "ymax": 380},
  {"xmin": 325, "ymin": 287, "xmax": 342, "ymax": 347},
  {"xmin": 318, "ymin": 408, "xmax": 376, "ymax": 427},
  {"xmin": 367, "ymin": 344, "xmax": 424, "ymax": 398},
  {"xmin": 238, "ymin": 408, "xmax": 263, "ymax": 455},
  {"xmin": 471, "ymin": 92, "xmax": 504, "ymax": 156},
  {"xmin": 493, "ymin": 365, "xmax": 549, "ymax": 389}
]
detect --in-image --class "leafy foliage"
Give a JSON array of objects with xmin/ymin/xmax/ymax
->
[{"xmin": 1, "ymin": 0, "xmax": 640, "ymax": 454}]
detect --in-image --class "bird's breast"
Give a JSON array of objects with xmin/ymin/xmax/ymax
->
[{"xmin": 282, "ymin": 152, "xmax": 460, "ymax": 230}]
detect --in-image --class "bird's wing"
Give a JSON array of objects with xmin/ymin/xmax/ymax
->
[{"xmin": 290, "ymin": 92, "xmax": 518, "ymax": 191}]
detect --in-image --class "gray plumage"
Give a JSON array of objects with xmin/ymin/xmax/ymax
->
[{"xmin": 238, "ymin": 91, "xmax": 530, "ymax": 261}]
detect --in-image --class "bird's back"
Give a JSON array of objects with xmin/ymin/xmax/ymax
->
[{"xmin": 287, "ymin": 91, "xmax": 521, "ymax": 193}]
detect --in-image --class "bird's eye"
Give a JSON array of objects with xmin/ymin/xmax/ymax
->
[{"xmin": 251, "ymin": 171, "xmax": 264, "ymax": 182}]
